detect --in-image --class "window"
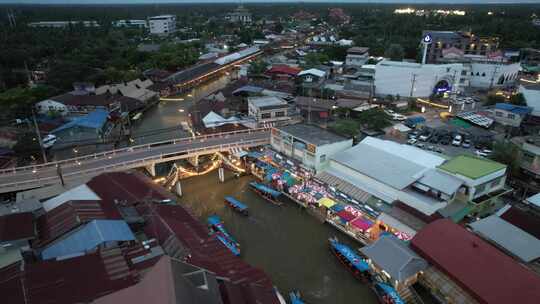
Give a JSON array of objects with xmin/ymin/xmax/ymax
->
[
  {"xmin": 320, "ymin": 154, "xmax": 326, "ymax": 162},
  {"xmin": 481, "ymin": 72, "xmax": 486, "ymax": 77},
  {"xmin": 495, "ymin": 111, "xmax": 503, "ymax": 117},
  {"xmin": 476, "ymin": 183, "xmax": 487, "ymax": 194},
  {"xmin": 261, "ymin": 113, "xmax": 271, "ymax": 119},
  {"xmin": 275, "ymin": 111, "xmax": 285, "ymax": 117},
  {"xmin": 507, "ymin": 114, "xmax": 516, "ymax": 120},
  {"xmin": 490, "ymin": 177, "xmax": 502, "ymax": 188}
]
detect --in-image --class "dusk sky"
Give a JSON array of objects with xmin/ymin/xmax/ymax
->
[{"xmin": 1, "ymin": 0, "xmax": 539, "ymax": 4}]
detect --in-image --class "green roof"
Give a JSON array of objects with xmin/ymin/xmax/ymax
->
[{"xmin": 438, "ymin": 155, "xmax": 506, "ymax": 180}]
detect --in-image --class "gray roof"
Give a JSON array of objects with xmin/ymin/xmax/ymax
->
[
  {"xmin": 171, "ymin": 259, "xmax": 223, "ymax": 304},
  {"xmin": 417, "ymin": 169, "xmax": 463, "ymax": 196},
  {"xmin": 360, "ymin": 235, "xmax": 427, "ymax": 282},
  {"xmin": 0, "ymin": 199, "xmax": 43, "ymax": 216},
  {"xmin": 331, "ymin": 143, "xmax": 424, "ymax": 190},
  {"xmin": 526, "ymin": 193, "xmax": 540, "ymax": 208},
  {"xmin": 469, "ymin": 216, "xmax": 540, "ymax": 263},
  {"xmin": 277, "ymin": 124, "xmax": 349, "ymax": 147}
]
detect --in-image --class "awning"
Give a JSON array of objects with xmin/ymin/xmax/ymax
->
[
  {"xmin": 336, "ymin": 210, "xmax": 356, "ymax": 222},
  {"xmin": 318, "ymin": 197, "xmax": 336, "ymax": 208},
  {"xmin": 377, "ymin": 213, "xmax": 417, "ymax": 237},
  {"xmin": 351, "ymin": 217, "xmax": 373, "ymax": 231},
  {"xmin": 330, "ymin": 203, "xmax": 345, "ymax": 213}
]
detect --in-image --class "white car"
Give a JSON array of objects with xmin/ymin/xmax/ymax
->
[
  {"xmin": 452, "ymin": 135, "xmax": 463, "ymax": 146},
  {"xmin": 407, "ymin": 138, "xmax": 417, "ymax": 145},
  {"xmin": 475, "ymin": 150, "xmax": 489, "ymax": 157},
  {"xmin": 391, "ymin": 113, "xmax": 407, "ymax": 121},
  {"xmin": 41, "ymin": 134, "xmax": 57, "ymax": 149}
]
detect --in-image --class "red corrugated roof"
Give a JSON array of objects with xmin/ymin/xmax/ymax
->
[
  {"xmin": 500, "ymin": 206, "xmax": 540, "ymax": 239},
  {"xmin": 266, "ymin": 65, "xmax": 301, "ymax": 76},
  {"xmin": 33, "ymin": 200, "xmax": 107, "ymax": 248},
  {"xmin": 0, "ymin": 212, "xmax": 35, "ymax": 242},
  {"xmin": 138, "ymin": 203, "xmax": 279, "ymax": 304},
  {"xmin": 411, "ymin": 219, "xmax": 540, "ymax": 304}
]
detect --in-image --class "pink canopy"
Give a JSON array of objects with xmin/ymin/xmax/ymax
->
[
  {"xmin": 336, "ymin": 210, "xmax": 356, "ymax": 222},
  {"xmin": 350, "ymin": 217, "xmax": 373, "ymax": 231}
]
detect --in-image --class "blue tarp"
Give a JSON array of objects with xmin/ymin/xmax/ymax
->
[
  {"xmin": 495, "ymin": 103, "xmax": 532, "ymax": 115},
  {"xmin": 250, "ymin": 182, "xmax": 281, "ymax": 197},
  {"xmin": 51, "ymin": 109, "xmax": 109, "ymax": 134},
  {"xmin": 330, "ymin": 203, "xmax": 346, "ymax": 213},
  {"xmin": 247, "ymin": 151, "xmax": 263, "ymax": 159},
  {"xmin": 224, "ymin": 196, "xmax": 248, "ymax": 212},
  {"xmin": 42, "ymin": 219, "xmax": 135, "ymax": 260}
]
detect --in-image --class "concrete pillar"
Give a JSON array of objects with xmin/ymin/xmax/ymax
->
[
  {"xmin": 218, "ymin": 167, "xmax": 225, "ymax": 183},
  {"xmin": 175, "ymin": 181, "xmax": 182, "ymax": 196},
  {"xmin": 187, "ymin": 155, "xmax": 199, "ymax": 168},
  {"xmin": 145, "ymin": 163, "xmax": 156, "ymax": 177}
]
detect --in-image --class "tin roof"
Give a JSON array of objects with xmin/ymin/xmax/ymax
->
[
  {"xmin": 0, "ymin": 212, "xmax": 35, "ymax": 243},
  {"xmin": 411, "ymin": 219, "xmax": 540, "ymax": 304}
]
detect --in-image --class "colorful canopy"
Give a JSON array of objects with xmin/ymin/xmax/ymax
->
[
  {"xmin": 351, "ymin": 217, "xmax": 373, "ymax": 231},
  {"xmin": 330, "ymin": 203, "xmax": 345, "ymax": 213},
  {"xmin": 224, "ymin": 196, "xmax": 248, "ymax": 212},
  {"xmin": 336, "ymin": 210, "xmax": 356, "ymax": 222},
  {"xmin": 318, "ymin": 197, "xmax": 336, "ymax": 208},
  {"xmin": 250, "ymin": 182, "xmax": 281, "ymax": 197}
]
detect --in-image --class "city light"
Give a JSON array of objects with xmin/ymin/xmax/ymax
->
[{"xmin": 160, "ymin": 97, "xmax": 185, "ymax": 101}]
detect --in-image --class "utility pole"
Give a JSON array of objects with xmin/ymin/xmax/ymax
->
[
  {"xmin": 31, "ymin": 108, "xmax": 48, "ymax": 163},
  {"xmin": 489, "ymin": 65, "xmax": 500, "ymax": 90},
  {"xmin": 7, "ymin": 10, "xmax": 16, "ymax": 28},
  {"xmin": 409, "ymin": 73, "xmax": 417, "ymax": 98}
]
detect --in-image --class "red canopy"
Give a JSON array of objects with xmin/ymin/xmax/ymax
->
[
  {"xmin": 350, "ymin": 217, "xmax": 373, "ymax": 231},
  {"xmin": 336, "ymin": 210, "xmax": 356, "ymax": 222}
]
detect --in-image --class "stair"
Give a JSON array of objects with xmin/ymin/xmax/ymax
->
[{"xmin": 397, "ymin": 286, "xmax": 424, "ymax": 304}]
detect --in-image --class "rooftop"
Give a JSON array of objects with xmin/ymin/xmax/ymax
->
[
  {"xmin": 494, "ymin": 103, "xmax": 532, "ymax": 115},
  {"xmin": 438, "ymin": 155, "xmax": 506, "ymax": 180},
  {"xmin": 360, "ymin": 235, "xmax": 427, "ymax": 282},
  {"xmin": 499, "ymin": 206, "xmax": 540, "ymax": 239},
  {"xmin": 0, "ymin": 212, "xmax": 35, "ymax": 243},
  {"xmin": 411, "ymin": 219, "xmax": 540, "ymax": 304},
  {"xmin": 469, "ymin": 215, "xmax": 540, "ymax": 262},
  {"xmin": 276, "ymin": 124, "xmax": 349, "ymax": 146},
  {"xmin": 248, "ymin": 96, "xmax": 288, "ymax": 108}
]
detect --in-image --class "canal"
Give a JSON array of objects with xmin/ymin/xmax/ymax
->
[{"xmin": 178, "ymin": 171, "xmax": 379, "ymax": 304}]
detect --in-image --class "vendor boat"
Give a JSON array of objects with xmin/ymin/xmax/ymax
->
[
  {"xmin": 207, "ymin": 215, "xmax": 240, "ymax": 255},
  {"xmin": 249, "ymin": 182, "xmax": 283, "ymax": 206},
  {"xmin": 371, "ymin": 282, "xmax": 405, "ymax": 304},
  {"xmin": 289, "ymin": 291, "xmax": 305, "ymax": 304},
  {"xmin": 329, "ymin": 236, "xmax": 371, "ymax": 282},
  {"xmin": 224, "ymin": 196, "xmax": 249, "ymax": 215}
]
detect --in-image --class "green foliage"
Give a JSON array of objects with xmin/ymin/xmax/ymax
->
[
  {"xmin": 303, "ymin": 53, "xmax": 329, "ymax": 68},
  {"xmin": 509, "ymin": 93, "xmax": 526, "ymax": 106},
  {"xmin": 248, "ymin": 60, "xmax": 269, "ymax": 75},
  {"xmin": 485, "ymin": 94, "xmax": 507, "ymax": 106},
  {"xmin": 321, "ymin": 46, "xmax": 349, "ymax": 61},
  {"xmin": 13, "ymin": 132, "xmax": 42, "ymax": 165},
  {"xmin": 0, "ymin": 86, "xmax": 57, "ymax": 118},
  {"xmin": 356, "ymin": 108, "xmax": 392, "ymax": 130},
  {"xmin": 329, "ymin": 119, "xmax": 359, "ymax": 138},
  {"xmin": 490, "ymin": 140, "xmax": 520, "ymax": 177},
  {"xmin": 384, "ymin": 44, "xmax": 405, "ymax": 61}
]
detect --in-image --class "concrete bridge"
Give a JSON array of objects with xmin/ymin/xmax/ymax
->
[{"xmin": 0, "ymin": 128, "xmax": 270, "ymax": 194}]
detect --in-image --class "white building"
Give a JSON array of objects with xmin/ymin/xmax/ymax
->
[
  {"xmin": 468, "ymin": 61, "xmax": 520, "ymax": 89},
  {"xmin": 346, "ymin": 47, "xmax": 370, "ymax": 67},
  {"xmin": 148, "ymin": 15, "xmax": 176, "ymax": 35},
  {"xmin": 519, "ymin": 83, "xmax": 540, "ymax": 117},
  {"xmin": 319, "ymin": 137, "xmax": 508, "ymax": 222},
  {"xmin": 270, "ymin": 124, "xmax": 353, "ymax": 172},
  {"xmin": 112, "ymin": 19, "xmax": 148, "ymax": 28},
  {"xmin": 28, "ymin": 21, "xmax": 100, "ymax": 28},
  {"xmin": 248, "ymin": 96, "xmax": 290, "ymax": 127},
  {"xmin": 373, "ymin": 60, "xmax": 466, "ymax": 98}
]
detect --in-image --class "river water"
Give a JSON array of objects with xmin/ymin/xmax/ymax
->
[
  {"xmin": 136, "ymin": 73, "xmax": 378, "ymax": 303},
  {"xmin": 177, "ymin": 171, "xmax": 378, "ymax": 304}
]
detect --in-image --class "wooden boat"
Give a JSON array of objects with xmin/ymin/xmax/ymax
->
[
  {"xmin": 328, "ymin": 236, "xmax": 371, "ymax": 282},
  {"xmin": 249, "ymin": 182, "xmax": 283, "ymax": 206},
  {"xmin": 207, "ymin": 215, "xmax": 240, "ymax": 256},
  {"xmin": 289, "ymin": 291, "xmax": 305, "ymax": 304},
  {"xmin": 224, "ymin": 196, "xmax": 249, "ymax": 215},
  {"xmin": 371, "ymin": 282, "xmax": 405, "ymax": 304}
]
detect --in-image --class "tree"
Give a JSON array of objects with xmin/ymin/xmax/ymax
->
[
  {"xmin": 356, "ymin": 108, "xmax": 392, "ymax": 130},
  {"xmin": 274, "ymin": 23, "xmax": 284, "ymax": 34},
  {"xmin": 13, "ymin": 132, "xmax": 42, "ymax": 165},
  {"xmin": 490, "ymin": 140, "xmax": 520, "ymax": 178},
  {"xmin": 303, "ymin": 53, "xmax": 329, "ymax": 68},
  {"xmin": 510, "ymin": 93, "xmax": 526, "ymax": 106},
  {"xmin": 485, "ymin": 94, "xmax": 506, "ymax": 106},
  {"xmin": 384, "ymin": 44, "xmax": 405, "ymax": 61},
  {"xmin": 329, "ymin": 120, "xmax": 359, "ymax": 138},
  {"xmin": 248, "ymin": 60, "xmax": 269, "ymax": 75}
]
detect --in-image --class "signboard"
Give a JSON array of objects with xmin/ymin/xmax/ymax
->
[
  {"xmin": 307, "ymin": 143, "xmax": 316, "ymax": 154},
  {"xmin": 422, "ymin": 34, "xmax": 433, "ymax": 45}
]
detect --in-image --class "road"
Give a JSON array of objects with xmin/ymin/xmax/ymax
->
[{"xmin": 0, "ymin": 129, "xmax": 270, "ymax": 193}]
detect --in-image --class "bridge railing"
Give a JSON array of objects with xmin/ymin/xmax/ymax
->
[
  {"xmin": 0, "ymin": 127, "xmax": 270, "ymax": 176},
  {"xmin": 0, "ymin": 138, "xmax": 269, "ymax": 191}
]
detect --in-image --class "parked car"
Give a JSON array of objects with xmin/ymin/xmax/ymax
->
[
  {"xmin": 452, "ymin": 135, "xmax": 463, "ymax": 146},
  {"xmin": 435, "ymin": 147, "xmax": 445, "ymax": 153},
  {"xmin": 427, "ymin": 145, "xmax": 434, "ymax": 151},
  {"xmin": 440, "ymin": 137, "xmax": 450, "ymax": 145},
  {"xmin": 407, "ymin": 138, "xmax": 417, "ymax": 145},
  {"xmin": 415, "ymin": 143, "xmax": 425, "ymax": 149},
  {"xmin": 462, "ymin": 139, "xmax": 471, "ymax": 149}
]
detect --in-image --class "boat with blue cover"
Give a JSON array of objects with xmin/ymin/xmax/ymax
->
[
  {"xmin": 207, "ymin": 215, "xmax": 240, "ymax": 255},
  {"xmin": 372, "ymin": 282, "xmax": 405, "ymax": 304},
  {"xmin": 328, "ymin": 236, "xmax": 371, "ymax": 282},
  {"xmin": 289, "ymin": 291, "xmax": 305, "ymax": 304},
  {"xmin": 224, "ymin": 196, "xmax": 249, "ymax": 215},
  {"xmin": 249, "ymin": 182, "xmax": 283, "ymax": 206}
]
